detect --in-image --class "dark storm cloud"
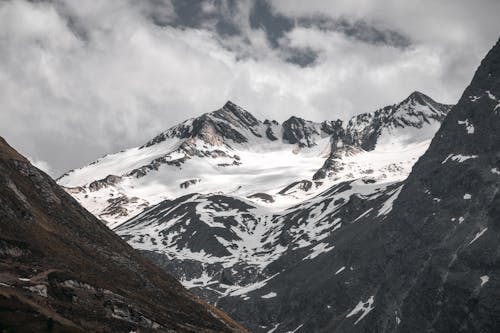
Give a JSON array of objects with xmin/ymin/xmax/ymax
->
[
  {"xmin": 142, "ymin": 0, "xmax": 410, "ymax": 67},
  {"xmin": 249, "ymin": 0, "xmax": 292, "ymax": 47},
  {"xmin": 297, "ymin": 17, "xmax": 411, "ymax": 49},
  {"xmin": 1, "ymin": 0, "xmax": 499, "ymax": 177}
]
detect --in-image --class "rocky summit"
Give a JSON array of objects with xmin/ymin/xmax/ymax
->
[{"xmin": 57, "ymin": 91, "xmax": 451, "ymax": 228}]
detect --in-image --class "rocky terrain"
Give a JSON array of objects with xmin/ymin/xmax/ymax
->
[
  {"xmin": 110, "ymin": 37, "xmax": 499, "ymax": 332},
  {"xmin": 0, "ymin": 137, "xmax": 247, "ymax": 332},
  {"xmin": 58, "ymin": 92, "xmax": 451, "ymax": 228}
]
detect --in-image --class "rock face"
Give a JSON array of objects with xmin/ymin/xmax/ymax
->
[
  {"xmin": 115, "ymin": 38, "xmax": 500, "ymax": 333},
  {"xmin": 345, "ymin": 91, "xmax": 451, "ymax": 150},
  {"xmin": 0, "ymin": 137, "xmax": 247, "ymax": 333},
  {"xmin": 282, "ymin": 116, "xmax": 321, "ymax": 147},
  {"xmin": 313, "ymin": 91, "xmax": 452, "ymax": 180},
  {"xmin": 58, "ymin": 92, "xmax": 451, "ymax": 227}
]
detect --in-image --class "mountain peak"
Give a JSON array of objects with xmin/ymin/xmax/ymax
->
[
  {"xmin": 405, "ymin": 90, "xmax": 435, "ymax": 105},
  {"xmin": 222, "ymin": 100, "xmax": 239, "ymax": 110},
  {"xmin": 212, "ymin": 100, "xmax": 260, "ymax": 128},
  {"xmin": 408, "ymin": 90, "xmax": 426, "ymax": 98}
]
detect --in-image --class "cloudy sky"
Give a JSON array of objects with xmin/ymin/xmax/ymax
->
[{"xmin": 1, "ymin": 0, "xmax": 499, "ymax": 177}]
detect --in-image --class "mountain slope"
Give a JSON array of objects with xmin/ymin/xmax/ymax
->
[
  {"xmin": 211, "ymin": 38, "xmax": 500, "ymax": 332},
  {"xmin": 114, "ymin": 37, "xmax": 500, "ymax": 333},
  {"xmin": 58, "ymin": 92, "xmax": 451, "ymax": 227},
  {"xmin": 0, "ymin": 137, "xmax": 247, "ymax": 332}
]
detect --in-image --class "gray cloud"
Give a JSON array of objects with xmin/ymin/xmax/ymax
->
[{"xmin": 0, "ymin": 0, "xmax": 499, "ymax": 177}]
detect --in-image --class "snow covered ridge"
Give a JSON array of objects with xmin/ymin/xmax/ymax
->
[
  {"xmin": 114, "ymin": 178, "xmax": 403, "ymax": 307},
  {"xmin": 57, "ymin": 91, "xmax": 452, "ymax": 226}
]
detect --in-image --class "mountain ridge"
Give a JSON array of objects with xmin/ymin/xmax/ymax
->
[{"xmin": 57, "ymin": 91, "xmax": 452, "ymax": 227}]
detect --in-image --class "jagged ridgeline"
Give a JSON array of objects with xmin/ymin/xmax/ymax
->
[{"xmin": 58, "ymin": 91, "xmax": 451, "ymax": 228}]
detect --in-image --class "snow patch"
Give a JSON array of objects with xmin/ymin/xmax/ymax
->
[
  {"xmin": 229, "ymin": 273, "xmax": 279, "ymax": 297},
  {"xmin": 469, "ymin": 228, "xmax": 488, "ymax": 245},
  {"xmin": 353, "ymin": 208, "xmax": 374, "ymax": 222},
  {"xmin": 347, "ymin": 296, "xmax": 375, "ymax": 325},
  {"xmin": 442, "ymin": 154, "xmax": 478, "ymax": 164},
  {"xmin": 261, "ymin": 292, "xmax": 277, "ymax": 299},
  {"xmin": 335, "ymin": 266, "xmax": 346, "ymax": 275},
  {"xmin": 267, "ymin": 324, "xmax": 280, "ymax": 333},
  {"xmin": 486, "ymin": 90, "xmax": 497, "ymax": 100},
  {"xmin": 480, "ymin": 275, "xmax": 489, "ymax": 287},
  {"xmin": 457, "ymin": 119, "xmax": 475, "ymax": 134},
  {"xmin": 304, "ymin": 243, "xmax": 334, "ymax": 260},
  {"xmin": 463, "ymin": 193, "xmax": 472, "ymax": 200},
  {"xmin": 377, "ymin": 185, "xmax": 403, "ymax": 217},
  {"xmin": 288, "ymin": 324, "xmax": 304, "ymax": 333}
]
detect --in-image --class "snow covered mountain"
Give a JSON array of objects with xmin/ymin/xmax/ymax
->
[
  {"xmin": 58, "ymin": 89, "xmax": 452, "ymax": 332},
  {"xmin": 116, "ymin": 37, "xmax": 500, "ymax": 333},
  {"xmin": 57, "ymin": 92, "xmax": 451, "ymax": 228}
]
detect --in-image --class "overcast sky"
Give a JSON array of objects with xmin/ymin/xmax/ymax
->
[{"xmin": 1, "ymin": 0, "xmax": 499, "ymax": 177}]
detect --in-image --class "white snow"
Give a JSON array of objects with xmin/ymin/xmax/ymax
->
[
  {"xmin": 458, "ymin": 216, "xmax": 465, "ymax": 224},
  {"xmin": 486, "ymin": 90, "xmax": 497, "ymax": 100},
  {"xmin": 353, "ymin": 208, "xmax": 373, "ymax": 222},
  {"xmin": 463, "ymin": 193, "xmax": 472, "ymax": 200},
  {"xmin": 480, "ymin": 275, "xmax": 489, "ymax": 287},
  {"xmin": 491, "ymin": 168, "xmax": 500, "ymax": 175},
  {"xmin": 267, "ymin": 324, "xmax": 280, "ymax": 333},
  {"xmin": 261, "ymin": 292, "xmax": 277, "ymax": 299},
  {"xmin": 442, "ymin": 154, "xmax": 478, "ymax": 164},
  {"xmin": 495, "ymin": 103, "xmax": 500, "ymax": 113},
  {"xmin": 347, "ymin": 296, "xmax": 375, "ymax": 325},
  {"xmin": 287, "ymin": 324, "xmax": 304, "ymax": 333},
  {"xmin": 18, "ymin": 277, "xmax": 30, "ymax": 282},
  {"xmin": 377, "ymin": 185, "xmax": 403, "ymax": 216},
  {"xmin": 180, "ymin": 271, "xmax": 216, "ymax": 289},
  {"xmin": 335, "ymin": 266, "xmax": 346, "ymax": 275},
  {"xmin": 458, "ymin": 119, "xmax": 475, "ymax": 134},
  {"xmin": 229, "ymin": 273, "xmax": 279, "ymax": 297},
  {"xmin": 59, "ymin": 99, "xmax": 451, "ymax": 299},
  {"xmin": 469, "ymin": 228, "xmax": 488, "ymax": 245},
  {"xmin": 59, "ymin": 98, "xmax": 446, "ymax": 226},
  {"xmin": 304, "ymin": 242, "xmax": 334, "ymax": 260}
]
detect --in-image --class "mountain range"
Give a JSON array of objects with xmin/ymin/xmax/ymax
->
[
  {"xmin": 57, "ymin": 91, "xmax": 452, "ymax": 229},
  {"xmin": 3, "ymin": 31, "xmax": 499, "ymax": 333},
  {"xmin": 55, "ymin": 82, "xmax": 461, "ymax": 331}
]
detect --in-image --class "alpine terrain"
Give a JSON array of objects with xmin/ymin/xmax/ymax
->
[
  {"xmin": 108, "ymin": 38, "xmax": 500, "ymax": 332},
  {"xmin": 58, "ymin": 91, "xmax": 451, "ymax": 228},
  {"xmin": 0, "ymin": 137, "xmax": 247, "ymax": 332},
  {"xmin": 57, "ymin": 84, "xmax": 465, "ymax": 331},
  {"xmin": 1, "ymin": 0, "xmax": 498, "ymax": 332}
]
